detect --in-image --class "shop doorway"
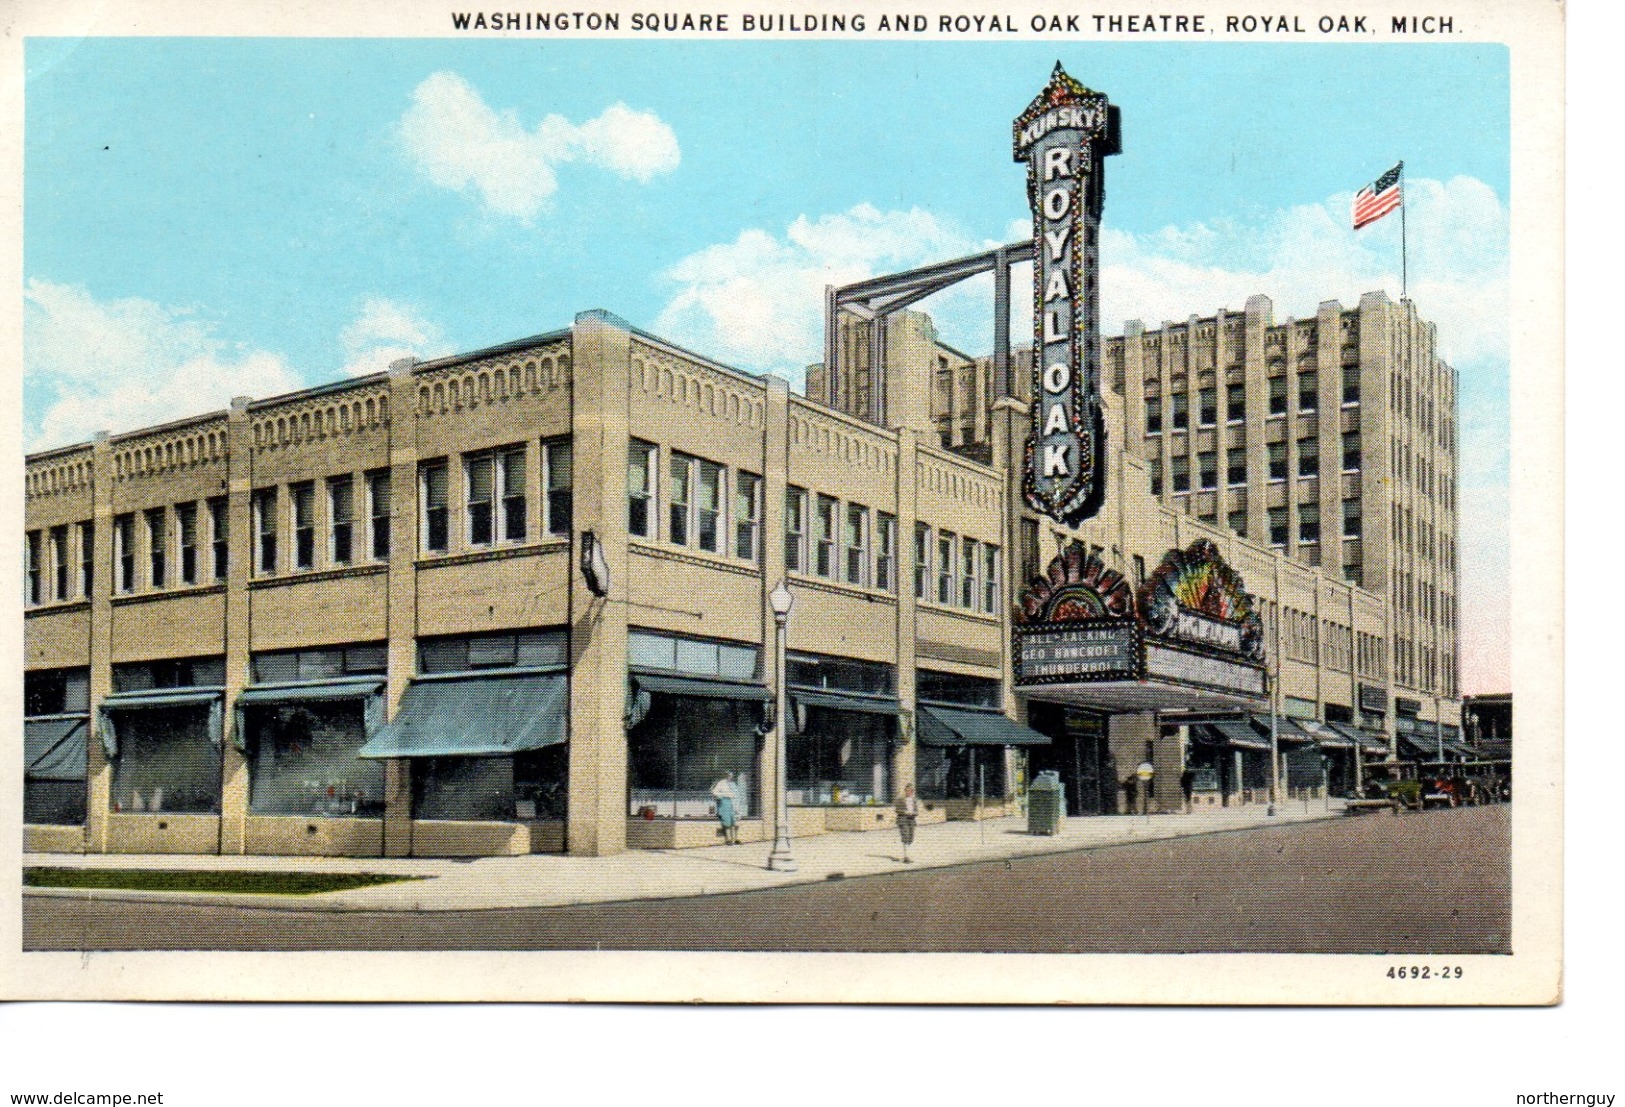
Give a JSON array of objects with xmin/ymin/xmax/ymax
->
[{"xmin": 1026, "ymin": 702, "xmax": 1116, "ymax": 816}]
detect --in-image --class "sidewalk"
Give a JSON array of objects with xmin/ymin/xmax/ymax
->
[{"xmin": 23, "ymin": 799, "xmax": 1350, "ymax": 913}]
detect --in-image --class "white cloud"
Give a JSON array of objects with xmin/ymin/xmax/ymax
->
[
  {"xmin": 23, "ymin": 279, "xmax": 303, "ymax": 450},
  {"xmin": 397, "ymin": 72, "xmax": 680, "ymax": 221},
  {"xmin": 339, "ymin": 298, "xmax": 455, "ymax": 377},
  {"xmin": 655, "ymin": 203, "xmax": 999, "ymax": 377}
]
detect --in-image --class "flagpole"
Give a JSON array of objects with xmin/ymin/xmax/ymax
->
[{"xmin": 1399, "ymin": 160, "xmax": 1408, "ymax": 303}]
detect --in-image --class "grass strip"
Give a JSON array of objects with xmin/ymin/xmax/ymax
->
[{"xmin": 24, "ymin": 867, "xmax": 421, "ymax": 896}]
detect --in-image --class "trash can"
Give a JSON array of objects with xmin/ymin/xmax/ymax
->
[{"xmin": 1028, "ymin": 770, "xmax": 1064, "ymax": 835}]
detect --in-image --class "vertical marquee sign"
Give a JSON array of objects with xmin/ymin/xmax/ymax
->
[{"xmin": 1014, "ymin": 64, "xmax": 1120, "ymax": 524}]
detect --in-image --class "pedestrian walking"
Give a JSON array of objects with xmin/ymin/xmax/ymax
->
[
  {"xmin": 711, "ymin": 772, "xmax": 739, "ymax": 844},
  {"xmin": 895, "ymin": 784, "xmax": 919, "ymax": 863},
  {"xmin": 1180, "ymin": 767, "xmax": 1196, "ymax": 813}
]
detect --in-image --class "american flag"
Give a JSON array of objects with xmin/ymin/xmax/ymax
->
[{"xmin": 1352, "ymin": 163, "xmax": 1403, "ymax": 230}]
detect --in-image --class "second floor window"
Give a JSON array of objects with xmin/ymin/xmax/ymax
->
[
  {"xmin": 543, "ymin": 440, "xmax": 570, "ymax": 538},
  {"xmin": 291, "ymin": 483, "xmax": 316, "ymax": 569},
  {"xmin": 982, "ymin": 544, "xmax": 999, "ymax": 614},
  {"xmin": 177, "ymin": 503, "xmax": 198, "ymax": 585},
  {"xmin": 695, "ymin": 459, "xmax": 723, "ymax": 553},
  {"xmin": 915, "ymin": 522, "xmax": 931, "ymax": 600},
  {"xmin": 116, "ymin": 514, "xmax": 137, "ymax": 591},
  {"xmin": 961, "ymin": 537, "xmax": 979, "ymax": 609},
  {"xmin": 253, "ymin": 491, "xmax": 277, "ymax": 575},
  {"xmin": 208, "ymin": 499, "xmax": 227, "ymax": 581},
  {"xmin": 146, "ymin": 508, "xmax": 167, "ymax": 588},
  {"xmin": 876, "ymin": 513, "xmax": 896, "ymax": 593},
  {"xmin": 628, "ymin": 441, "xmax": 655, "ymax": 539},
  {"xmin": 844, "ymin": 503, "xmax": 869, "ymax": 587},
  {"xmin": 51, "ymin": 526, "xmax": 69, "ymax": 601},
  {"xmin": 329, "ymin": 477, "xmax": 354, "ymax": 565},
  {"xmin": 367, "ymin": 472, "xmax": 391, "ymax": 560},
  {"xmin": 814, "ymin": 495, "xmax": 837, "ymax": 578},
  {"xmin": 733, "ymin": 472, "xmax": 760, "ymax": 562},
  {"xmin": 668, "ymin": 454, "xmax": 691, "ymax": 547},
  {"xmin": 785, "ymin": 486, "xmax": 807, "ymax": 573},
  {"xmin": 81, "ymin": 521, "xmax": 95, "ymax": 597},
  {"xmin": 937, "ymin": 532, "xmax": 955, "ymax": 605},
  {"xmin": 25, "ymin": 531, "xmax": 41, "ymax": 605},
  {"xmin": 420, "ymin": 461, "xmax": 448, "ymax": 553}
]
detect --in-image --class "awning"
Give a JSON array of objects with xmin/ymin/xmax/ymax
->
[
  {"xmin": 97, "ymin": 687, "xmax": 224, "ymax": 758},
  {"xmin": 236, "ymin": 678, "xmax": 385, "ymax": 707},
  {"xmin": 234, "ymin": 678, "xmax": 386, "ymax": 753},
  {"xmin": 25, "ymin": 716, "xmax": 88, "ymax": 781},
  {"xmin": 1200, "ymin": 720, "xmax": 1271, "ymax": 751},
  {"xmin": 359, "ymin": 670, "xmax": 567, "ymax": 759},
  {"xmin": 1251, "ymin": 715, "xmax": 1314, "ymax": 745},
  {"xmin": 1399, "ymin": 732, "xmax": 1459, "ymax": 761},
  {"xmin": 917, "ymin": 705, "xmax": 1052, "ymax": 748},
  {"xmin": 1355, "ymin": 729, "xmax": 1391, "ymax": 754},
  {"xmin": 1300, "ymin": 720, "xmax": 1353, "ymax": 748},
  {"xmin": 100, "ymin": 687, "xmax": 223, "ymax": 712},
  {"xmin": 630, "ymin": 672, "xmax": 773, "ymax": 702},
  {"xmin": 790, "ymin": 688, "xmax": 903, "ymax": 716}
]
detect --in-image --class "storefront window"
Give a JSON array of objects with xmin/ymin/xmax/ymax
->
[
  {"xmin": 412, "ymin": 747, "xmax": 567, "ymax": 822},
  {"xmin": 248, "ymin": 701, "xmax": 384, "ymax": 817},
  {"xmin": 916, "ymin": 746, "xmax": 1007, "ymax": 801},
  {"xmin": 788, "ymin": 707, "xmax": 893, "ymax": 806},
  {"xmin": 628, "ymin": 696, "xmax": 760, "ymax": 819},
  {"xmin": 110, "ymin": 704, "xmax": 221, "ymax": 815}
]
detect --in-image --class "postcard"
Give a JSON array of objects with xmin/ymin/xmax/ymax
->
[{"xmin": 2, "ymin": 0, "xmax": 1562, "ymax": 1012}]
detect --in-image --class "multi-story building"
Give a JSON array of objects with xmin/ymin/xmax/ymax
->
[
  {"xmin": 24, "ymin": 288, "xmax": 1460, "ymax": 857},
  {"xmin": 824, "ymin": 290, "xmax": 1464, "ymax": 766}
]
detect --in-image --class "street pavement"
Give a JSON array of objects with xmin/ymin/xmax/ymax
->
[
  {"xmin": 24, "ymin": 799, "xmax": 1351, "ymax": 914},
  {"xmin": 22, "ymin": 804, "xmax": 1512, "ymax": 953}
]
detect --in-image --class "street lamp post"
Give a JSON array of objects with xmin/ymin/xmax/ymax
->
[{"xmin": 767, "ymin": 580, "xmax": 798, "ymax": 872}]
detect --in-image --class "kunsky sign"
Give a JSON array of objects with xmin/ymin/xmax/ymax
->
[
  {"xmin": 1014, "ymin": 63, "xmax": 1120, "ymax": 525},
  {"xmin": 1014, "ymin": 540, "xmax": 1268, "ymax": 705}
]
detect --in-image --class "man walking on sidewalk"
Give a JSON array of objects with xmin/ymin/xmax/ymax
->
[{"xmin": 895, "ymin": 784, "xmax": 919, "ymax": 863}]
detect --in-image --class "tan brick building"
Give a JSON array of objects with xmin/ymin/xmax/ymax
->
[{"xmin": 24, "ymin": 296, "xmax": 1457, "ymax": 858}]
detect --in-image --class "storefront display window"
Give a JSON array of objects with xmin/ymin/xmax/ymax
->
[
  {"xmin": 412, "ymin": 746, "xmax": 567, "ymax": 822},
  {"xmin": 110, "ymin": 704, "xmax": 221, "ymax": 814},
  {"xmin": 248, "ymin": 700, "xmax": 384, "ymax": 816},
  {"xmin": 628, "ymin": 696, "xmax": 759, "ymax": 819},
  {"xmin": 788, "ymin": 707, "xmax": 892, "ymax": 806}
]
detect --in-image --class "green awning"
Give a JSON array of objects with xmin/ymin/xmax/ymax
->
[
  {"xmin": 358, "ymin": 671, "xmax": 567, "ymax": 759},
  {"xmin": 631, "ymin": 672, "xmax": 773, "ymax": 702},
  {"xmin": 917, "ymin": 705, "xmax": 1052, "ymax": 748},
  {"xmin": 100, "ymin": 688, "xmax": 223, "ymax": 711},
  {"xmin": 25, "ymin": 716, "xmax": 88, "ymax": 781},
  {"xmin": 236, "ymin": 678, "xmax": 384, "ymax": 706},
  {"xmin": 1300, "ymin": 720, "xmax": 1354, "ymax": 748},
  {"xmin": 1201, "ymin": 720, "xmax": 1271, "ymax": 751},
  {"xmin": 790, "ymin": 688, "xmax": 902, "ymax": 716},
  {"xmin": 1251, "ymin": 715, "xmax": 1314, "ymax": 745}
]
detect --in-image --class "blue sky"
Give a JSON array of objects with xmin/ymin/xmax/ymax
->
[{"xmin": 21, "ymin": 37, "xmax": 1510, "ymax": 690}]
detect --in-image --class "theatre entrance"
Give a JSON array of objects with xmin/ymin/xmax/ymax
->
[{"xmin": 1026, "ymin": 702, "xmax": 1116, "ymax": 817}]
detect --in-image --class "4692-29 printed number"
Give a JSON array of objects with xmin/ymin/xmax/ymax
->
[{"xmin": 1386, "ymin": 966, "xmax": 1464, "ymax": 980}]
